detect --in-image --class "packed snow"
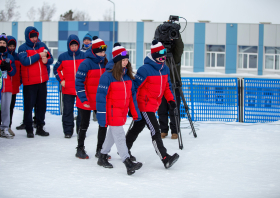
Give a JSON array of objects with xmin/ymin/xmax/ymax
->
[{"xmin": 1, "ymin": 109, "xmax": 280, "ymax": 198}]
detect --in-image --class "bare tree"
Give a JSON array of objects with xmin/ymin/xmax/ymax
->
[
  {"xmin": 26, "ymin": 7, "xmax": 36, "ymax": 21},
  {"xmin": 103, "ymin": 9, "xmax": 112, "ymax": 21},
  {"xmin": 0, "ymin": 0, "xmax": 20, "ymax": 21},
  {"xmin": 73, "ymin": 10, "xmax": 91, "ymax": 21},
  {"xmin": 38, "ymin": 2, "xmax": 56, "ymax": 21}
]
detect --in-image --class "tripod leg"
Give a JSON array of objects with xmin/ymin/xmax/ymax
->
[
  {"xmin": 174, "ymin": 107, "xmax": 183, "ymax": 150},
  {"xmin": 178, "ymin": 87, "xmax": 197, "ymax": 138}
]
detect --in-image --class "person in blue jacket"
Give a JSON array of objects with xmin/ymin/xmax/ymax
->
[
  {"xmin": 53, "ymin": 34, "xmax": 85, "ymax": 138},
  {"xmin": 0, "ymin": 33, "xmax": 16, "ymax": 138},
  {"xmin": 96, "ymin": 43, "xmax": 142, "ymax": 175},
  {"xmin": 18, "ymin": 26, "xmax": 53, "ymax": 138}
]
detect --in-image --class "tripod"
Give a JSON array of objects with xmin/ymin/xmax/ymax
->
[{"xmin": 165, "ymin": 51, "xmax": 197, "ymax": 150}]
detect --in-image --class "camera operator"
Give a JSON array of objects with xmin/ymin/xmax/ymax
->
[{"xmin": 155, "ymin": 17, "xmax": 184, "ymax": 140}]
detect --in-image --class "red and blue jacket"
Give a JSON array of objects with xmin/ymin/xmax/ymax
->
[
  {"xmin": 53, "ymin": 35, "xmax": 86, "ymax": 95},
  {"xmin": 0, "ymin": 47, "xmax": 16, "ymax": 93},
  {"xmin": 75, "ymin": 48, "xmax": 106, "ymax": 110},
  {"xmin": 18, "ymin": 26, "xmax": 53, "ymax": 86},
  {"xmin": 7, "ymin": 36, "xmax": 21, "ymax": 94},
  {"xmin": 96, "ymin": 60, "xmax": 141, "ymax": 127},
  {"xmin": 134, "ymin": 53, "xmax": 175, "ymax": 112}
]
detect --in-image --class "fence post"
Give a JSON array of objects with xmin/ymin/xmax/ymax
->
[{"xmin": 190, "ymin": 78, "xmax": 194, "ymax": 120}]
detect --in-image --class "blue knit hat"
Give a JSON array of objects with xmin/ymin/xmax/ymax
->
[{"xmin": 83, "ymin": 33, "xmax": 92, "ymax": 42}]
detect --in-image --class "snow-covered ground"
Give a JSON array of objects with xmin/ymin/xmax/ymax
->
[{"xmin": 1, "ymin": 109, "xmax": 280, "ymax": 198}]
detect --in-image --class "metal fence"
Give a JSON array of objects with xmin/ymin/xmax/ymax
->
[
  {"xmin": 241, "ymin": 78, "xmax": 280, "ymax": 123},
  {"xmin": 14, "ymin": 77, "xmax": 280, "ymax": 123},
  {"xmin": 180, "ymin": 78, "xmax": 239, "ymax": 122},
  {"xmin": 15, "ymin": 78, "xmax": 61, "ymax": 116}
]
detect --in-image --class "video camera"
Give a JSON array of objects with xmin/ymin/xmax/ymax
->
[{"xmin": 154, "ymin": 15, "xmax": 186, "ymax": 48}]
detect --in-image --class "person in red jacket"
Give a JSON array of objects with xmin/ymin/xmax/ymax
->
[
  {"xmin": 125, "ymin": 40, "xmax": 179, "ymax": 169},
  {"xmin": 53, "ymin": 35, "xmax": 85, "ymax": 138},
  {"xmin": 75, "ymin": 36, "xmax": 109, "ymax": 159},
  {"xmin": 6, "ymin": 36, "xmax": 21, "ymax": 136},
  {"xmin": 96, "ymin": 43, "xmax": 142, "ymax": 175},
  {"xmin": 18, "ymin": 26, "xmax": 53, "ymax": 138},
  {"xmin": 0, "ymin": 33, "xmax": 16, "ymax": 139}
]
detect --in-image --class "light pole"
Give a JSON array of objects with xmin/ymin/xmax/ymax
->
[{"xmin": 108, "ymin": 0, "xmax": 115, "ymax": 45}]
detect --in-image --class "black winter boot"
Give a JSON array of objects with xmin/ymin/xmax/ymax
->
[
  {"xmin": 128, "ymin": 151, "xmax": 136, "ymax": 161},
  {"xmin": 95, "ymin": 148, "xmax": 111, "ymax": 159},
  {"xmin": 97, "ymin": 154, "xmax": 113, "ymax": 168},
  {"xmin": 162, "ymin": 153, "xmax": 179, "ymax": 169},
  {"xmin": 16, "ymin": 122, "xmax": 26, "ymax": 130},
  {"xmin": 75, "ymin": 147, "xmax": 89, "ymax": 159},
  {"xmin": 26, "ymin": 130, "xmax": 34, "ymax": 138},
  {"xmin": 36, "ymin": 125, "xmax": 49, "ymax": 136},
  {"xmin": 123, "ymin": 157, "xmax": 142, "ymax": 175}
]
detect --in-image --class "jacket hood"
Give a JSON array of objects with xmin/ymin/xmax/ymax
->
[
  {"xmin": 144, "ymin": 53, "xmax": 165, "ymax": 71},
  {"xmin": 105, "ymin": 59, "xmax": 114, "ymax": 70},
  {"xmin": 67, "ymin": 34, "xmax": 81, "ymax": 56},
  {"xmin": 25, "ymin": 26, "xmax": 40, "ymax": 48},
  {"xmin": 84, "ymin": 47, "xmax": 105, "ymax": 64},
  {"xmin": 7, "ymin": 36, "xmax": 17, "ymax": 55},
  {"xmin": 105, "ymin": 59, "xmax": 128, "ymax": 76}
]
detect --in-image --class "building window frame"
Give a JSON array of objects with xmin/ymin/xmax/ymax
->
[
  {"xmin": 181, "ymin": 44, "xmax": 193, "ymax": 67},
  {"xmin": 264, "ymin": 47, "xmax": 280, "ymax": 71},
  {"xmin": 238, "ymin": 46, "xmax": 258, "ymax": 70},
  {"xmin": 206, "ymin": 45, "xmax": 225, "ymax": 68}
]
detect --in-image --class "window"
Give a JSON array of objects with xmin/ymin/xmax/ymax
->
[
  {"xmin": 238, "ymin": 46, "xmax": 258, "ymax": 69},
  {"xmin": 206, "ymin": 45, "xmax": 225, "ymax": 67},
  {"xmin": 145, "ymin": 43, "xmax": 151, "ymax": 56},
  {"xmin": 43, "ymin": 41, "xmax": 58, "ymax": 62},
  {"xmin": 265, "ymin": 47, "xmax": 280, "ymax": 70},
  {"xmin": 181, "ymin": 44, "xmax": 193, "ymax": 67}
]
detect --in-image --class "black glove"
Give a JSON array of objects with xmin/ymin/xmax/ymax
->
[
  {"xmin": 169, "ymin": 101, "xmax": 177, "ymax": 110},
  {"xmin": 1, "ymin": 61, "xmax": 11, "ymax": 71}
]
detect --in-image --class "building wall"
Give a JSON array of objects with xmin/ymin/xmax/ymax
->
[{"xmin": 0, "ymin": 21, "xmax": 279, "ymax": 78}]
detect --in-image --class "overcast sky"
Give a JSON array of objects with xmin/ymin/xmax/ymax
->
[{"xmin": 13, "ymin": 0, "xmax": 280, "ymax": 24}]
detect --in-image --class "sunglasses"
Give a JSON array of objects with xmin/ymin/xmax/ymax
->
[
  {"xmin": 159, "ymin": 57, "xmax": 166, "ymax": 61},
  {"xmin": 120, "ymin": 51, "xmax": 129, "ymax": 56},
  {"xmin": 0, "ymin": 34, "xmax": 7, "ymax": 39},
  {"xmin": 158, "ymin": 49, "xmax": 167, "ymax": 55},
  {"xmin": 99, "ymin": 45, "xmax": 107, "ymax": 50}
]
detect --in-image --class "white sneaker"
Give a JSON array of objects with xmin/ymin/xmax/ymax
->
[
  {"xmin": 1, "ymin": 128, "xmax": 13, "ymax": 139},
  {"xmin": 8, "ymin": 128, "xmax": 15, "ymax": 136}
]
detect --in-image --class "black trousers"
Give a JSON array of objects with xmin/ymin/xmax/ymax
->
[
  {"xmin": 158, "ymin": 88, "xmax": 181, "ymax": 134},
  {"xmin": 62, "ymin": 94, "xmax": 81, "ymax": 135},
  {"xmin": 9, "ymin": 94, "xmax": 17, "ymax": 127},
  {"xmin": 77, "ymin": 108, "xmax": 107, "ymax": 150},
  {"xmin": 23, "ymin": 82, "xmax": 47, "ymax": 132},
  {"xmin": 126, "ymin": 112, "xmax": 168, "ymax": 160}
]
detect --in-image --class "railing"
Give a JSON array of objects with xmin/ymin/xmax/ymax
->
[{"xmin": 14, "ymin": 77, "xmax": 280, "ymax": 123}]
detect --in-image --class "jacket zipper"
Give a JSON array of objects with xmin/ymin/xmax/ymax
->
[
  {"xmin": 73, "ymin": 52, "xmax": 76, "ymax": 80},
  {"xmin": 158, "ymin": 64, "xmax": 163, "ymax": 98},
  {"xmin": 98, "ymin": 63, "xmax": 102, "ymax": 76},
  {"xmin": 122, "ymin": 77, "xmax": 127, "ymax": 106}
]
